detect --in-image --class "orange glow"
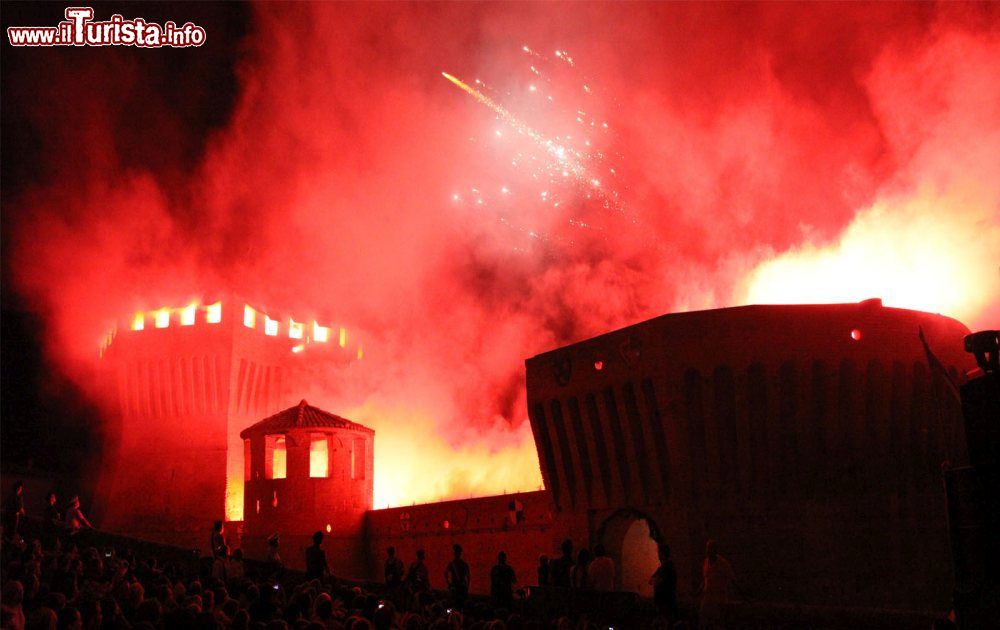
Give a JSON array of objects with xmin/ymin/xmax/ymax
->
[
  {"xmin": 339, "ymin": 327, "xmax": 346, "ymax": 347},
  {"xmin": 313, "ymin": 322, "xmax": 329, "ymax": 342},
  {"xmin": 325, "ymin": 523, "xmax": 332, "ymax": 533},
  {"xmin": 350, "ymin": 402, "xmax": 543, "ymax": 509},
  {"xmin": 289, "ymin": 319, "xmax": 303, "ymax": 339},
  {"xmin": 180, "ymin": 304, "xmax": 196, "ymax": 326},
  {"xmin": 206, "ymin": 302, "xmax": 222, "ymax": 323},
  {"xmin": 357, "ymin": 345, "xmax": 363, "ymax": 360},
  {"xmin": 264, "ymin": 316, "xmax": 278, "ymax": 336},
  {"xmin": 243, "ymin": 305, "xmax": 256, "ymax": 328},
  {"xmin": 154, "ymin": 309, "xmax": 170, "ymax": 328},
  {"xmin": 130, "ymin": 312, "xmax": 144, "ymax": 331},
  {"xmin": 741, "ymin": 188, "xmax": 1000, "ymax": 324},
  {"xmin": 310, "ymin": 434, "xmax": 329, "ymax": 477},
  {"xmin": 225, "ymin": 478, "xmax": 241, "ymax": 522}
]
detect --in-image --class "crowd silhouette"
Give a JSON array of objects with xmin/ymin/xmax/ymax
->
[{"xmin": 1, "ymin": 482, "xmax": 740, "ymax": 629}]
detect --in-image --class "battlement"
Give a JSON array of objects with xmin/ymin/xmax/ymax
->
[{"xmin": 101, "ymin": 299, "xmax": 363, "ymax": 360}]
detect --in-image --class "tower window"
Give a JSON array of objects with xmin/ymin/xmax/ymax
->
[
  {"xmin": 265, "ymin": 435, "xmax": 287, "ymax": 479},
  {"xmin": 310, "ymin": 433, "xmax": 329, "ymax": 478},
  {"xmin": 206, "ymin": 302, "xmax": 222, "ymax": 324},
  {"xmin": 264, "ymin": 316, "xmax": 278, "ymax": 336},
  {"xmin": 313, "ymin": 322, "xmax": 330, "ymax": 342}
]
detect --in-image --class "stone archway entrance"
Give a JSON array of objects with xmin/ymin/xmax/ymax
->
[{"xmin": 596, "ymin": 508, "xmax": 662, "ymax": 596}]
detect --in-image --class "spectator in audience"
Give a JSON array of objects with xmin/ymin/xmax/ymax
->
[
  {"xmin": 444, "ymin": 544, "xmax": 471, "ymax": 610},
  {"xmin": 28, "ymin": 606, "xmax": 57, "ymax": 630},
  {"xmin": 589, "ymin": 544, "xmax": 615, "ymax": 591},
  {"xmin": 3, "ymin": 480, "xmax": 25, "ymax": 543},
  {"xmin": 42, "ymin": 492, "xmax": 62, "ymax": 549},
  {"xmin": 570, "ymin": 548, "xmax": 592, "ymax": 589},
  {"xmin": 213, "ymin": 545, "xmax": 230, "ymax": 583},
  {"xmin": 699, "ymin": 539, "xmax": 737, "ymax": 630},
  {"xmin": 549, "ymin": 540, "xmax": 574, "ymax": 588},
  {"xmin": 406, "ymin": 549, "xmax": 430, "ymax": 595},
  {"xmin": 1, "ymin": 579, "xmax": 25, "ymax": 629},
  {"xmin": 384, "ymin": 546, "xmax": 404, "ymax": 590},
  {"xmin": 57, "ymin": 605, "xmax": 82, "ymax": 630},
  {"xmin": 489, "ymin": 551, "xmax": 517, "ymax": 609},
  {"xmin": 305, "ymin": 531, "xmax": 330, "ymax": 581},
  {"xmin": 63, "ymin": 497, "xmax": 91, "ymax": 533},
  {"xmin": 210, "ymin": 521, "xmax": 227, "ymax": 559},
  {"xmin": 265, "ymin": 534, "xmax": 282, "ymax": 567},
  {"xmin": 536, "ymin": 555, "xmax": 550, "ymax": 587},
  {"xmin": 229, "ymin": 548, "xmax": 246, "ymax": 582},
  {"xmin": 650, "ymin": 543, "xmax": 678, "ymax": 623}
]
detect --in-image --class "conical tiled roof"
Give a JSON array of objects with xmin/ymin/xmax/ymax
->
[{"xmin": 240, "ymin": 400, "xmax": 373, "ymax": 439}]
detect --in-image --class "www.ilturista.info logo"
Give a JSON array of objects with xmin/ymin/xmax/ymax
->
[{"xmin": 7, "ymin": 7, "xmax": 206, "ymax": 48}]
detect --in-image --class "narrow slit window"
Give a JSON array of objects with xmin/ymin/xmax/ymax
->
[
  {"xmin": 244, "ymin": 439, "xmax": 252, "ymax": 480},
  {"xmin": 351, "ymin": 437, "xmax": 365, "ymax": 480}
]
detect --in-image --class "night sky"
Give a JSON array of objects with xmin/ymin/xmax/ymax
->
[{"xmin": 2, "ymin": 2, "xmax": 250, "ymax": 474}]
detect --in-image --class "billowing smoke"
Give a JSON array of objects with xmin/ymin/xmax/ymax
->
[{"xmin": 7, "ymin": 3, "xmax": 999, "ymax": 507}]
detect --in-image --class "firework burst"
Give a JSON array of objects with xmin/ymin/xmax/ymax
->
[{"xmin": 442, "ymin": 46, "xmax": 632, "ymax": 250}]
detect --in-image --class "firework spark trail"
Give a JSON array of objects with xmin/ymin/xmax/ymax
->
[{"xmin": 442, "ymin": 71, "xmax": 614, "ymax": 208}]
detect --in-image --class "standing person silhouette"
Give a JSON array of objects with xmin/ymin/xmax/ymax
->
[
  {"xmin": 210, "ymin": 520, "xmax": 226, "ymax": 559},
  {"xmin": 2, "ymin": 481, "xmax": 25, "ymax": 542},
  {"xmin": 385, "ymin": 546, "xmax": 405, "ymax": 588},
  {"xmin": 64, "ymin": 496, "xmax": 91, "ymax": 533},
  {"xmin": 43, "ymin": 491, "xmax": 62, "ymax": 549},
  {"xmin": 490, "ymin": 551, "xmax": 517, "ymax": 608},
  {"xmin": 444, "ymin": 544, "xmax": 471, "ymax": 610},
  {"xmin": 537, "ymin": 555, "xmax": 550, "ymax": 586},
  {"xmin": 266, "ymin": 533, "xmax": 283, "ymax": 567},
  {"xmin": 384, "ymin": 546, "xmax": 406, "ymax": 606},
  {"xmin": 589, "ymin": 544, "xmax": 615, "ymax": 591},
  {"xmin": 650, "ymin": 544, "xmax": 678, "ymax": 622},
  {"xmin": 305, "ymin": 531, "xmax": 330, "ymax": 580},
  {"xmin": 549, "ymin": 539, "xmax": 574, "ymax": 588},
  {"xmin": 571, "ymin": 548, "xmax": 592, "ymax": 589},
  {"xmin": 406, "ymin": 549, "xmax": 430, "ymax": 595},
  {"xmin": 699, "ymin": 540, "xmax": 737, "ymax": 630}
]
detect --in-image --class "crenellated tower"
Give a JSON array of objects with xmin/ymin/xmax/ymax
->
[{"xmin": 97, "ymin": 298, "xmax": 362, "ymax": 547}]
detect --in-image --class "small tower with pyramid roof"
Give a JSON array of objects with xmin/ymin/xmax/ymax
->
[{"xmin": 240, "ymin": 400, "xmax": 374, "ymax": 574}]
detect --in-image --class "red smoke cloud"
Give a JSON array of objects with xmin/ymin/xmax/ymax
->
[{"xmin": 7, "ymin": 2, "xmax": 1000, "ymax": 506}]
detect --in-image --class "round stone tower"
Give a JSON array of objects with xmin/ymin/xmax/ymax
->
[{"xmin": 241, "ymin": 399, "xmax": 374, "ymax": 576}]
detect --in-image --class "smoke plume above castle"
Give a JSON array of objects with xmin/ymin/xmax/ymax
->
[{"xmin": 7, "ymin": 2, "xmax": 999, "ymax": 507}]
